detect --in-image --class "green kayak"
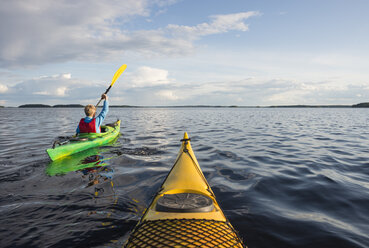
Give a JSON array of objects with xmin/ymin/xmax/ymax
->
[{"xmin": 46, "ymin": 120, "xmax": 121, "ymax": 161}]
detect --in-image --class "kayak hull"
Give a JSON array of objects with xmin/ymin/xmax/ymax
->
[
  {"xmin": 125, "ymin": 132, "xmax": 245, "ymax": 247},
  {"xmin": 46, "ymin": 120, "xmax": 120, "ymax": 161}
]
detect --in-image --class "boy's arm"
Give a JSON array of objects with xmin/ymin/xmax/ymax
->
[
  {"xmin": 95, "ymin": 100, "xmax": 109, "ymax": 128},
  {"xmin": 76, "ymin": 126, "xmax": 80, "ymax": 134}
]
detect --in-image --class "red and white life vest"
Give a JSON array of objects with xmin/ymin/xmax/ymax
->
[{"xmin": 78, "ymin": 118, "xmax": 101, "ymax": 133}]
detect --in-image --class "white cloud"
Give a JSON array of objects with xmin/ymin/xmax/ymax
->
[
  {"xmin": 17, "ymin": 74, "xmax": 73, "ymax": 97},
  {"xmin": 2, "ymin": 72, "xmax": 368, "ymax": 106},
  {"xmin": 33, "ymin": 91, "xmax": 50, "ymax": 96},
  {"xmin": 56, "ymin": 87, "xmax": 68, "ymax": 96},
  {"xmin": 309, "ymin": 53, "xmax": 369, "ymax": 71},
  {"xmin": 150, "ymin": 78, "xmax": 369, "ymax": 106},
  {"xmin": 128, "ymin": 66, "xmax": 171, "ymax": 87},
  {"xmin": 266, "ymin": 89, "xmax": 308, "ymax": 104},
  {"xmin": 0, "ymin": 0, "xmax": 260, "ymax": 67},
  {"xmin": 0, "ymin": 84, "xmax": 8, "ymax": 93},
  {"xmin": 261, "ymin": 79, "xmax": 369, "ymax": 105},
  {"xmin": 62, "ymin": 74, "xmax": 71, "ymax": 79},
  {"xmin": 0, "ymin": 0, "xmax": 171, "ymax": 67},
  {"xmin": 1, "ymin": 73, "xmax": 106, "ymax": 105},
  {"xmin": 167, "ymin": 11, "xmax": 260, "ymax": 39},
  {"xmin": 156, "ymin": 90, "xmax": 181, "ymax": 100}
]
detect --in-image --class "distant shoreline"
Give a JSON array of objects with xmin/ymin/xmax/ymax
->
[{"xmin": 6, "ymin": 102, "xmax": 368, "ymax": 108}]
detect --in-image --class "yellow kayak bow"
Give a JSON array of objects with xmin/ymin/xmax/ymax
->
[{"xmin": 125, "ymin": 132, "xmax": 245, "ymax": 247}]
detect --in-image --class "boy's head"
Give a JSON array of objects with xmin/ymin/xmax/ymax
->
[{"xmin": 84, "ymin": 104, "xmax": 96, "ymax": 117}]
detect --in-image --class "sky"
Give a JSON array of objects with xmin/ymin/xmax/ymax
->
[{"xmin": 1, "ymin": 0, "xmax": 369, "ymax": 106}]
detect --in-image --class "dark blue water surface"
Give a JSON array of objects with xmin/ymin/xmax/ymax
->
[{"xmin": 0, "ymin": 107, "xmax": 368, "ymax": 247}]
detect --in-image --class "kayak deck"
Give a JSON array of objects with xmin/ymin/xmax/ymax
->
[
  {"xmin": 125, "ymin": 132, "xmax": 245, "ymax": 247},
  {"xmin": 126, "ymin": 219, "xmax": 243, "ymax": 247}
]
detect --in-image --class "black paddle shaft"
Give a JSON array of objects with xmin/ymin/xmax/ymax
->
[
  {"xmin": 104, "ymin": 85, "xmax": 112, "ymax": 94},
  {"xmin": 96, "ymin": 85, "xmax": 112, "ymax": 107}
]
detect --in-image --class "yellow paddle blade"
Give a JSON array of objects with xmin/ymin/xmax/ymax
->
[{"xmin": 111, "ymin": 64, "xmax": 127, "ymax": 86}]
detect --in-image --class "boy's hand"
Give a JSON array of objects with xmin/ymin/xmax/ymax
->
[{"xmin": 101, "ymin": 94, "xmax": 108, "ymax": 100}]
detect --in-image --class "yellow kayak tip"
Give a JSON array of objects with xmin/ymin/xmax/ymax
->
[{"xmin": 125, "ymin": 132, "xmax": 245, "ymax": 247}]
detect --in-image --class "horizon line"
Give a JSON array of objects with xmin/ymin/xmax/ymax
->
[{"xmin": 2, "ymin": 102, "xmax": 368, "ymax": 108}]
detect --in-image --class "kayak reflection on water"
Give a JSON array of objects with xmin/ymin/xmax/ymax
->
[
  {"xmin": 46, "ymin": 149, "xmax": 115, "ymax": 193},
  {"xmin": 46, "ymin": 147, "xmax": 113, "ymax": 176},
  {"xmin": 46, "ymin": 148, "xmax": 118, "ymax": 219},
  {"xmin": 80, "ymin": 160, "xmax": 114, "ymax": 189}
]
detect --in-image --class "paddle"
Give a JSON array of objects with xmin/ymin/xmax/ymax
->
[{"xmin": 96, "ymin": 64, "xmax": 127, "ymax": 107}]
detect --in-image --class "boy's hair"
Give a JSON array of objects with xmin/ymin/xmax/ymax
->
[{"xmin": 84, "ymin": 104, "xmax": 96, "ymax": 116}]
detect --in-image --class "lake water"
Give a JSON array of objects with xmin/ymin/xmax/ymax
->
[{"xmin": 0, "ymin": 107, "xmax": 368, "ymax": 247}]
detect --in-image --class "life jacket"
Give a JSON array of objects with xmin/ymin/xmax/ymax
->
[{"xmin": 78, "ymin": 118, "xmax": 101, "ymax": 133}]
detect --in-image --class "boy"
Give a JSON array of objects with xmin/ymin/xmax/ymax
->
[{"xmin": 76, "ymin": 94, "xmax": 108, "ymax": 134}]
